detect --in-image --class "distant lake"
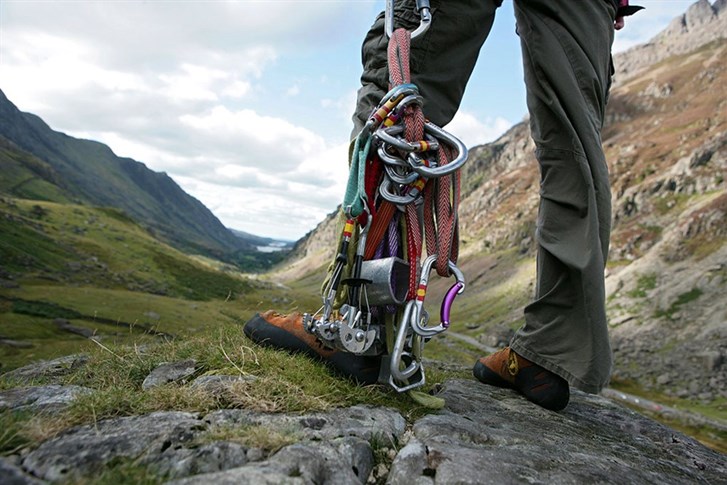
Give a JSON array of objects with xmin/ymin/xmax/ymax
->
[{"xmin": 256, "ymin": 242, "xmax": 290, "ymax": 253}]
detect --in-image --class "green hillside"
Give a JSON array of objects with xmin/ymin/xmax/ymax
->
[
  {"xmin": 0, "ymin": 196, "xmax": 319, "ymax": 371},
  {"xmin": 0, "ymin": 90, "xmax": 253, "ymax": 261},
  {"xmin": 0, "ymin": 136, "xmax": 71, "ymax": 204}
]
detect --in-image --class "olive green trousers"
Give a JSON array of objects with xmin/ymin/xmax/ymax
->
[{"xmin": 353, "ymin": 0, "xmax": 616, "ymax": 393}]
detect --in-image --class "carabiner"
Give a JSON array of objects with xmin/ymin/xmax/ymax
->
[
  {"xmin": 389, "ymin": 300, "xmax": 426, "ymax": 392},
  {"xmin": 379, "ymin": 178, "xmax": 420, "ymax": 206},
  {"xmin": 385, "ymin": 0, "xmax": 432, "ymax": 40},
  {"xmin": 407, "ymin": 122, "xmax": 468, "ymax": 178},
  {"xmin": 384, "ymin": 164, "xmax": 419, "ymax": 185},
  {"xmin": 384, "ymin": 93, "xmax": 425, "ymax": 127},
  {"xmin": 378, "ymin": 144, "xmax": 409, "ymax": 169},
  {"xmin": 408, "ymin": 254, "xmax": 465, "ymax": 337},
  {"xmin": 375, "ymin": 125, "xmax": 440, "ymax": 154},
  {"xmin": 364, "ymin": 84, "xmax": 419, "ymax": 133}
]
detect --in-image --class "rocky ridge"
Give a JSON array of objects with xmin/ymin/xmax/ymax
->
[
  {"xmin": 616, "ymin": 0, "xmax": 727, "ymax": 81},
  {"xmin": 1, "ymin": 356, "xmax": 725, "ymax": 484}
]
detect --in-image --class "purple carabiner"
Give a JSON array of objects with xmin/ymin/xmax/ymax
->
[{"xmin": 440, "ymin": 281, "xmax": 465, "ymax": 328}]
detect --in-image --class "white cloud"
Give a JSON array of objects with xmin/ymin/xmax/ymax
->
[
  {"xmin": 223, "ymin": 80, "xmax": 253, "ymax": 99},
  {"xmin": 0, "ymin": 30, "xmax": 149, "ymax": 112},
  {"xmin": 159, "ymin": 64, "xmax": 227, "ymax": 102},
  {"xmin": 0, "ymin": 0, "xmax": 693, "ymax": 242},
  {"xmin": 178, "ymin": 105, "xmax": 327, "ymax": 170},
  {"xmin": 174, "ymin": 174, "xmax": 334, "ymax": 240},
  {"xmin": 445, "ymin": 111, "xmax": 513, "ymax": 148}
]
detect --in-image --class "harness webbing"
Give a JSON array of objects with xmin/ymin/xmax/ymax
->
[{"xmin": 343, "ymin": 134, "xmax": 372, "ymax": 218}]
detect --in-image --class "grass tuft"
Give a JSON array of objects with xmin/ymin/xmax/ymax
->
[{"xmin": 201, "ymin": 423, "xmax": 301, "ymax": 454}]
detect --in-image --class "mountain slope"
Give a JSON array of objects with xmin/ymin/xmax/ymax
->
[
  {"xmin": 0, "ymin": 90, "xmax": 251, "ymax": 258},
  {"xmin": 0, "ymin": 136, "xmax": 72, "ymax": 204},
  {"xmin": 0, "ymin": 193, "xmax": 322, "ymax": 371}
]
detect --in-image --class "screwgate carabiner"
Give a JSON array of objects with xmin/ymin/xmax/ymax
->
[
  {"xmin": 406, "ymin": 123, "xmax": 468, "ymax": 178},
  {"xmin": 385, "ymin": 0, "xmax": 432, "ymax": 40},
  {"xmin": 364, "ymin": 83, "xmax": 419, "ymax": 134},
  {"xmin": 375, "ymin": 124, "xmax": 440, "ymax": 154}
]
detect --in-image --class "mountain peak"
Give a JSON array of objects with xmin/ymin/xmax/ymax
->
[{"xmin": 615, "ymin": 0, "xmax": 727, "ymax": 80}]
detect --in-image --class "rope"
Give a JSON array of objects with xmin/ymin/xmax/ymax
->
[
  {"xmin": 386, "ymin": 29, "xmax": 460, "ymax": 282},
  {"xmin": 424, "ymin": 145, "xmax": 460, "ymax": 275}
]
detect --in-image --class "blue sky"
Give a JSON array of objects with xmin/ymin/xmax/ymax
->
[{"xmin": 0, "ymin": 0, "xmax": 698, "ymax": 240}]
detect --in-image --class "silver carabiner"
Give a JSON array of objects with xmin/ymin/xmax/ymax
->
[
  {"xmin": 386, "ymin": 94, "xmax": 425, "ymax": 124},
  {"xmin": 408, "ymin": 254, "xmax": 465, "ymax": 337},
  {"xmin": 386, "ymin": 0, "xmax": 432, "ymax": 40},
  {"xmin": 389, "ymin": 300, "xmax": 426, "ymax": 392},
  {"xmin": 384, "ymin": 164, "xmax": 419, "ymax": 185},
  {"xmin": 378, "ymin": 144, "xmax": 409, "ymax": 168},
  {"xmin": 406, "ymin": 122, "xmax": 468, "ymax": 178},
  {"xmin": 379, "ymin": 178, "xmax": 420, "ymax": 206},
  {"xmin": 375, "ymin": 125, "xmax": 440, "ymax": 154},
  {"xmin": 364, "ymin": 84, "xmax": 419, "ymax": 134}
]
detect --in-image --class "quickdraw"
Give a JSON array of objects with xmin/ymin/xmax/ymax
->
[{"xmin": 303, "ymin": 0, "xmax": 468, "ymax": 392}]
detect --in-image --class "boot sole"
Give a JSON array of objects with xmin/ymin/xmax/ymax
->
[{"xmin": 243, "ymin": 313, "xmax": 382, "ymax": 385}]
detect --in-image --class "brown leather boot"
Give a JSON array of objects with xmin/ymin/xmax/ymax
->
[
  {"xmin": 473, "ymin": 347, "xmax": 570, "ymax": 411},
  {"xmin": 243, "ymin": 311, "xmax": 382, "ymax": 385}
]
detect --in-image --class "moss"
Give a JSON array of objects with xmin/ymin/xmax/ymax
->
[
  {"xmin": 200, "ymin": 423, "xmax": 301, "ymax": 453},
  {"xmin": 76, "ymin": 460, "xmax": 165, "ymax": 485},
  {"xmin": 654, "ymin": 287, "xmax": 704, "ymax": 320},
  {"xmin": 626, "ymin": 273, "xmax": 657, "ymax": 299}
]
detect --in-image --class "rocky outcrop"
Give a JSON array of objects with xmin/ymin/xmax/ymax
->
[
  {"xmin": 0, "ymin": 385, "xmax": 92, "ymax": 413},
  {"xmin": 142, "ymin": 359, "xmax": 198, "ymax": 390},
  {"xmin": 3, "ymin": 379, "xmax": 725, "ymax": 484},
  {"xmin": 0, "ymin": 354, "xmax": 88, "ymax": 383},
  {"xmin": 389, "ymin": 380, "xmax": 726, "ymax": 484},
  {"xmin": 615, "ymin": 0, "xmax": 727, "ymax": 81},
  {"xmin": 15, "ymin": 405, "xmax": 405, "ymax": 484}
]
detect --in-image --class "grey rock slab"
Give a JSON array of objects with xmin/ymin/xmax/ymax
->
[
  {"xmin": 0, "ymin": 457, "xmax": 47, "ymax": 485},
  {"xmin": 385, "ymin": 438, "xmax": 434, "ymax": 485},
  {"xmin": 0, "ymin": 355, "xmax": 89, "ymax": 384},
  {"xmin": 388, "ymin": 379, "xmax": 727, "ymax": 485},
  {"xmin": 189, "ymin": 374, "xmax": 257, "ymax": 395},
  {"xmin": 166, "ymin": 436, "xmax": 372, "ymax": 485},
  {"xmin": 21, "ymin": 411, "xmax": 205, "ymax": 482},
  {"xmin": 204, "ymin": 405, "xmax": 406, "ymax": 443},
  {"xmin": 16, "ymin": 404, "xmax": 402, "ymax": 483},
  {"xmin": 167, "ymin": 405, "xmax": 405, "ymax": 483},
  {"xmin": 142, "ymin": 359, "xmax": 197, "ymax": 390},
  {"xmin": 145, "ymin": 440, "xmax": 249, "ymax": 479},
  {"xmin": 0, "ymin": 385, "xmax": 92, "ymax": 412}
]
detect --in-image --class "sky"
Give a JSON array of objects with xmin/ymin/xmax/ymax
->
[{"xmin": 0, "ymin": 0, "xmax": 699, "ymax": 240}]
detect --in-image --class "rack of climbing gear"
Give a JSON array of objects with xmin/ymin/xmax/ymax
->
[{"xmin": 303, "ymin": 0, "xmax": 468, "ymax": 392}]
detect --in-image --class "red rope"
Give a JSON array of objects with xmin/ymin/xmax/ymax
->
[{"xmin": 367, "ymin": 28, "xmax": 462, "ymax": 296}]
